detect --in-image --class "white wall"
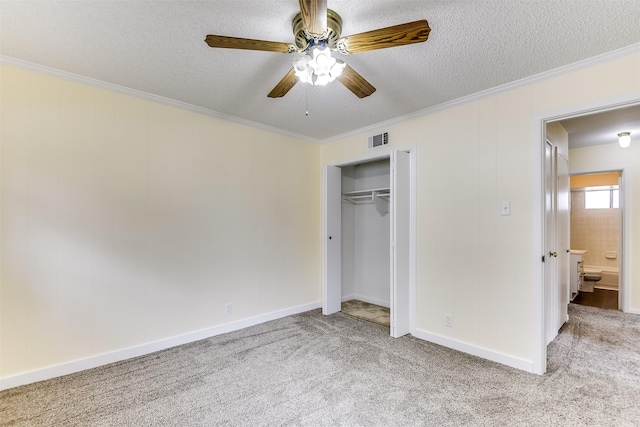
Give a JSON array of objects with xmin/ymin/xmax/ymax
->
[
  {"xmin": 569, "ymin": 139, "xmax": 640, "ymax": 312},
  {"xmin": 0, "ymin": 64, "xmax": 322, "ymax": 386},
  {"xmin": 341, "ymin": 160, "xmax": 390, "ymax": 306},
  {"xmin": 322, "ymin": 48, "xmax": 640, "ymax": 371}
]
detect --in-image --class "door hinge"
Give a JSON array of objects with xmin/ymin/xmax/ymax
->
[{"xmin": 542, "ymin": 255, "xmax": 545, "ymax": 263}]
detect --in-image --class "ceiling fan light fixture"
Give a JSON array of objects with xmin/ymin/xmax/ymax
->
[
  {"xmin": 293, "ymin": 55, "xmax": 310, "ymax": 72},
  {"xmin": 312, "ymin": 46, "xmax": 332, "ymax": 68},
  {"xmin": 293, "ymin": 42, "xmax": 345, "ymax": 86},
  {"xmin": 330, "ymin": 59, "xmax": 346, "ymax": 78},
  {"xmin": 618, "ymin": 132, "xmax": 631, "ymax": 148}
]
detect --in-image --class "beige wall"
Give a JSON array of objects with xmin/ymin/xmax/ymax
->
[
  {"xmin": 0, "ymin": 64, "xmax": 322, "ymax": 380},
  {"xmin": 322, "ymin": 49, "xmax": 640, "ymax": 367},
  {"xmin": 2, "ymin": 47, "xmax": 639, "ymax": 382},
  {"xmin": 569, "ymin": 139, "xmax": 640, "ymax": 308}
]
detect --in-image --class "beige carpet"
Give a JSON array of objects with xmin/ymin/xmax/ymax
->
[
  {"xmin": 2, "ymin": 304, "xmax": 640, "ymax": 426},
  {"xmin": 341, "ymin": 299, "xmax": 390, "ymax": 327}
]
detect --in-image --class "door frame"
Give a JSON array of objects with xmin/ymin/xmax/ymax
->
[
  {"xmin": 533, "ymin": 97, "xmax": 639, "ymax": 374},
  {"xmin": 322, "ymin": 145, "xmax": 417, "ymax": 336}
]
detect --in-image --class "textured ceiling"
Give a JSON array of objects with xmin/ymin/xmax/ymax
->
[
  {"xmin": 559, "ymin": 104, "xmax": 640, "ymax": 149},
  {"xmin": 2, "ymin": 1, "xmax": 640, "ymax": 142}
]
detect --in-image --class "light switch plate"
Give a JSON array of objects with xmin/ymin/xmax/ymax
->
[{"xmin": 501, "ymin": 201, "xmax": 511, "ymax": 216}]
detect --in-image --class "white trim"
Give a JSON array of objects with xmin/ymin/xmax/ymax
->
[
  {"xmin": 531, "ymin": 118, "xmax": 546, "ymax": 375},
  {"xmin": 341, "ymin": 294, "xmax": 356, "ymax": 302},
  {"xmin": 412, "ymin": 328, "xmax": 534, "ymax": 373},
  {"xmin": 0, "ymin": 301, "xmax": 321, "ymax": 391},
  {"xmin": 343, "ymin": 294, "xmax": 390, "ymax": 309},
  {"xmin": 622, "ymin": 170, "xmax": 631, "ymax": 313},
  {"xmin": 409, "ymin": 145, "xmax": 418, "ymax": 335},
  {"xmin": 321, "ymin": 42, "xmax": 640, "ymax": 144},
  {"xmin": 0, "ymin": 55, "xmax": 318, "ymax": 144}
]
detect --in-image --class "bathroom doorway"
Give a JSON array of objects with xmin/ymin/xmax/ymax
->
[
  {"xmin": 568, "ymin": 172, "xmax": 622, "ymax": 310},
  {"xmin": 536, "ymin": 100, "xmax": 638, "ymax": 375}
]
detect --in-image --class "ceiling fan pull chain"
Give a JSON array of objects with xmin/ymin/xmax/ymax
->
[{"xmin": 305, "ymin": 85, "xmax": 309, "ymax": 116}]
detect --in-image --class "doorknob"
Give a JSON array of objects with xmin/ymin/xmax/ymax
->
[{"xmin": 549, "ymin": 251, "xmax": 558, "ymax": 257}]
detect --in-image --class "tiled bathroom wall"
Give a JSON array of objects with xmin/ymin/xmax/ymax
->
[{"xmin": 570, "ymin": 190, "xmax": 620, "ymax": 270}]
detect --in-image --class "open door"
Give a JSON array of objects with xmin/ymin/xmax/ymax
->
[
  {"xmin": 323, "ymin": 165, "xmax": 342, "ymax": 315},
  {"xmin": 390, "ymin": 150, "xmax": 410, "ymax": 337},
  {"xmin": 544, "ymin": 142, "xmax": 560, "ymax": 344},
  {"xmin": 557, "ymin": 154, "xmax": 570, "ymax": 324}
]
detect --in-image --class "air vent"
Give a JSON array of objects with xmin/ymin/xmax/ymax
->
[{"xmin": 368, "ymin": 132, "xmax": 389, "ymax": 148}]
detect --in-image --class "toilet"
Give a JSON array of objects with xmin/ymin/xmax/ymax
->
[{"xmin": 581, "ymin": 268, "xmax": 602, "ymax": 293}]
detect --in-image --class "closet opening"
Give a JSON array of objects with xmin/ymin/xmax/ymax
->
[
  {"xmin": 323, "ymin": 149, "xmax": 413, "ymax": 338},
  {"xmin": 341, "ymin": 159, "xmax": 392, "ymax": 328}
]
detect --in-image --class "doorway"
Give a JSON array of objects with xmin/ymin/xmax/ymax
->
[
  {"xmin": 537, "ymin": 100, "xmax": 638, "ymax": 374},
  {"xmin": 568, "ymin": 172, "xmax": 622, "ymax": 311},
  {"xmin": 323, "ymin": 149, "xmax": 415, "ymax": 338}
]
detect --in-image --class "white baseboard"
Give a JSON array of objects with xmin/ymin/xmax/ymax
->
[
  {"xmin": 625, "ymin": 308, "xmax": 640, "ymax": 315},
  {"xmin": 341, "ymin": 294, "xmax": 356, "ymax": 302},
  {"xmin": 0, "ymin": 301, "xmax": 321, "ymax": 391},
  {"xmin": 342, "ymin": 294, "xmax": 390, "ymax": 309},
  {"xmin": 411, "ymin": 328, "xmax": 534, "ymax": 373}
]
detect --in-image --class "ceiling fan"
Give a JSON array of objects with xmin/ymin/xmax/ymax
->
[{"xmin": 204, "ymin": 0, "xmax": 431, "ymax": 99}]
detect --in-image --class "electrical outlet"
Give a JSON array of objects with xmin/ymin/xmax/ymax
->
[
  {"xmin": 444, "ymin": 314, "xmax": 453, "ymax": 327},
  {"xmin": 225, "ymin": 303, "xmax": 233, "ymax": 315}
]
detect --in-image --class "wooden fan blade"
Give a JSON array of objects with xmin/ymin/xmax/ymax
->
[
  {"xmin": 268, "ymin": 68, "xmax": 298, "ymax": 98},
  {"xmin": 205, "ymin": 35, "xmax": 293, "ymax": 53},
  {"xmin": 339, "ymin": 20, "xmax": 431, "ymax": 54},
  {"xmin": 337, "ymin": 65, "xmax": 376, "ymax": 98},
  {"xmin": 299, "ymin": 0, "xmax": 327, "ymax": 36}
]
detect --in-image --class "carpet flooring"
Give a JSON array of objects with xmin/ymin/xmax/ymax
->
[{"xmin": 2, "ymin": 304, "xmax": 640, "ymax": 426}]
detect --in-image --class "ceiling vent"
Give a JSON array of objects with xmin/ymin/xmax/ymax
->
[{"xmin": 368, "ymin": 132, "xmax": 389, "ymax": 149}]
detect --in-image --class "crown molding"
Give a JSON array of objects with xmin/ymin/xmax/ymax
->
[
  {"xmin": 4, "ymin": 40, "xmax": 640, "ymax": 146},
  {"xmin": 320, "ymin": 42, "xmax": 640, "ymax": 144},
  {"xmin": 0, "ymin": 55, "xmax": 319, "ymax": 144}
]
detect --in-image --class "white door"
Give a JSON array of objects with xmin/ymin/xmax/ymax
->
[
  {"xmin": 323, "ymin": 165, "xmax": 342, "ymax": 315},
  {"xmin": 557, "ymin": 155, "xmax": 570, "ymax": 325},
  {"xmin": 390, "ymin": 150, "xmax": 411, "ymax": 337},
  {"xmin": 544, "ymin": 141, "xmax": 558, "ymax": 344}
]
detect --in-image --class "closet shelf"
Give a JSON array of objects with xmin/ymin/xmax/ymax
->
[{"xmin": 342, "ymin": 187, "xmax": 390, "ymax": 204}]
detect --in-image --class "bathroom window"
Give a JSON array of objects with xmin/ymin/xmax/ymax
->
[{"xmin": 584, "ymin": 186, "xmax": 619, "ymax": 209}]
